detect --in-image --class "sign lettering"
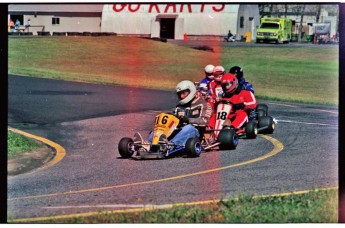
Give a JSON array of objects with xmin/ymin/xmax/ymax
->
[{"xmin": 112, "ymin": 4, "xmax": 225, "ymax": 13}]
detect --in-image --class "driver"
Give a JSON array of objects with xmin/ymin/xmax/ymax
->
[
  {"xmin": 220, "ymin": 73, "xmax": 257, "ymax": 129},
  {"xmin": 199, "ymin": 64, "xmax": 215, "ymax": 96},
  {"xmin": 139, "ymin": 80, "xmax": 213, "ymax": 151},
  {"xmin": 229, "ymin": 66, "xmax": 254, "ymax": 94},
  {"xmin": 229, "ymin": 66, "xmax": 255, "ymax": 120},
  {"xmin": 169, "ymin": 80, "xmax": 213, "ymax": 146},
  {"xmin": 209, "ymin": 65, "xmax": 226, "ymax": 105}
]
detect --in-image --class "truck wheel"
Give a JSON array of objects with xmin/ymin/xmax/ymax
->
[
  {"xmin": 217, "ymin": 128, "xmax": 238, "ymax": 150},
  {"xmin": 245, "ymin": 121, "xmax": 258, "ymax": 139},
  {"xmin": 256, "ymin": 39, "xmax": 261, "ymax": 43},
  {"xmin": 258, "ymin": 116, "xmax": 275, "ymax": 134},
  {"xmin": 185, "ymin": 137, "xmax": 202, "ymax": 157},
  {"xmin": 118, "ymin": 137, "xmax": 135, "ymax": 158}
]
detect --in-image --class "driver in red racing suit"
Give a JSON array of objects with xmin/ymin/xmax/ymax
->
[{"xmin": 211, "ymin": 73, "xmax": 257, "ymax": 130}]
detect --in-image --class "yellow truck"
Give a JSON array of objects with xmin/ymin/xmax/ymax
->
[{"xmin": 256, "ymin": 18, "xmax": 292, "ymax": 44}]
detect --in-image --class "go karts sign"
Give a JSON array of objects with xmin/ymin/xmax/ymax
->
[{"xmin": 112, "ymin": 4, "xmax": 226, "ymax": 13}]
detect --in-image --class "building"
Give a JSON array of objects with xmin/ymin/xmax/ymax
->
[
  {"xmin": 101, "ymin": 4, "xmax": 260, "ymax": 40},
  {"xmin": 8, "ymin": 3, "xmax": 260, "ymax": 40},
  {"xmin": 8, "ymin": 4, "xmax": 103, "ymax": 35}
]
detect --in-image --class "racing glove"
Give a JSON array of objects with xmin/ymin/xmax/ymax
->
[
  {"xmin": 179, "ymin": 115, "xmax": 189, "ymax": 124},
  {"xmin": 232, "ymin": 103, "xmax": 245, "ymax": 111}
]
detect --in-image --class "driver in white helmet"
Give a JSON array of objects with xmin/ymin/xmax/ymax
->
[
  {"xmin": 170, "ymin": 80, "xmax": 213, "ymax": 146},
  {"xmin": 198, "ymin": 64, "xmax": 215, "ymax": 96},
  {"xmin": 146, "ymin": 80, "xmax": 213, "ymax": 148}
]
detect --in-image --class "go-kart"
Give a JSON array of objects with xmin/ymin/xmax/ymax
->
[
  {"xmin": 118, "ymin": 109, "xmax": 240, "ymax": 159},
  {"xmin": 199, "ymin": 100, "xmax": 276, "ymax": 151},
  {"xmin": 118, "ymin": 112, "xmax": 202, "ymax": 159}
]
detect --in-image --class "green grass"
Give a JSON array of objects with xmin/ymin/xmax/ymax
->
[
  {"xmin": 20, "ymin": 189, "xmax": 337, "ymax": 223},
  {"xmin": 7, "ymin": 130, "xmax": 42, "ymax": 158},
  {"xmin": 8, "ymin": 37, "xmax": 338, "ymax": 105}
]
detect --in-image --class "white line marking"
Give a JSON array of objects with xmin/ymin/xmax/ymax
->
[
  {"xmin": 266, "ymin": 102, "xmax": 297, "ymax": 108},
  {"xmin": 42, "ymin": 204, "xmax": 173, "ymax": 209},
  {"xmin": 277, "ymin": 119, "xmax": 336, "ymax": 126}
]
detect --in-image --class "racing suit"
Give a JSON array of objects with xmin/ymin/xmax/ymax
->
[
  {"xmin": 238, "ymin": 77, "xmax": 255, "ymax": 120},
  {"xmin": 207, "ymin": 79, "xmax": 225, "ymax": 128},
  {"xmin": 169, "ymin": 96, "xmax": 213, "ymax": 146},
  {"xmin": 239, "ymin": 77, "xmax": 254, "ymax": 94},
  {"xmin": 209, "ymin": 88, "xmax": 257, "ymax": 129},
  {"xmin": 222, "ymin": 88, "xmax": 257, "ymax": 129},
  {"xmin": 199, "ymin": 77, "xmax": 212, "ymax": 94},
  {"xmin": 147, "ymin": 96, "xmax": 212, "ymax": 147},
  {"xmin": 209, "ymin": 80, "xmax": 223, "ymax": 107},
  {"xmin": 196, "ymin": 77, "xmax": 213, "ymax": 102}
]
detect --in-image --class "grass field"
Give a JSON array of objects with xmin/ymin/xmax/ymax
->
[
  {"xmin": 7, "ymin": 130, "xmax": 42, "ymax": 158},
  {"xmin": 8, "ymin": 36, "xmax": 338, "ymax": 105},
  {"xmin": 12, "ymin": 188, "xmax": 337, "ymax": 223}
]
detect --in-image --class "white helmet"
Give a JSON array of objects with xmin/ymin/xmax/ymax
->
[
  {"xmin": 204, "ymin": 64, "xmax": 215, "ymax": 79},
  {"xmin": 176, "ymin": 80, "xmax": 197, "ymax": 105},
  {"xmin": 213, "ymin": 65, "xmax": 225, "ymax": 82}
]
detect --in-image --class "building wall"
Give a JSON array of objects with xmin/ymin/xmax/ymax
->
[
  {"xmin": 237, "ymin": 5, "xmax": 261, "ymax": 40},
  {"xmin": 101, "ymin": 4, "xmax": 254, "ymax": 40},
  {"xmin": 22, "ymin": 15, "xmax": 101, "ymax": 35}
]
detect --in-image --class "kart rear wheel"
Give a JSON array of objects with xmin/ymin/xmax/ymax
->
[
  {"xmin": 257, "ymin": 109, "xmax": 266, "ymax": 118},
  {"xmin": 118, "ymin": 137, "xmax": 135, "ymax": 158},
  {"xmin": 217, "ymin": 128, "xmax": 238, "ymax": 150},
  {"xmin": 257, "ymin": 104, "xmax": 268, "ymax": 116},
  {"xmin": 258, "ymin": 116, "xmax": 275, "ymax": 134},
  {"xmin": 185, "ymin": 137, "xmax": 202, "ymax": 157},
  {"xmin": 245, "ymin": 121, "xmax": 258, "ymax": 139}
]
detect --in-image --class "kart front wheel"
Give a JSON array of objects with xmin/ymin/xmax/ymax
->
[
  {"xmin": 258, "ymin": 116, "xmax": 275, "ymax": 134},
  {"xmin": 185, "ymin": 137, "xmax": 202, "ymax": 157},
  {"xmin": 245, "ymin": 121, "xmax": 258, "ymax": 139},
  {"xmin": 217, "ymin": 128, "xmax": 238, "ymax": 150},
  {"xmin": 118, "ymin": 137, "xmax": 135, "ymax": 158}
]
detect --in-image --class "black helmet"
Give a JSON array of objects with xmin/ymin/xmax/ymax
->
[{"xmin": 229, "ymin": 66, "xmax": 243, "ymax": 80}]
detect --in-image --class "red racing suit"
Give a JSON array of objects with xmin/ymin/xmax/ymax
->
[
  {"xmin": 208, "ymin": 80, "xmax": 223, "ymax": 108},
  {"xmin": 208, "ymin": 89, "xmax": 257, "ymax": 129}
]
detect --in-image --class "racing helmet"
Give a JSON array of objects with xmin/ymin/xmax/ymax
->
[
  {"xmin": 213, "ymin": 65, "xmax": 225, "ymax": 82},
  {"xmin": 221, "ymin": 73, "xmax": 238, "ymax": 95},
  {"xmin": 176, "ymin": 80, "xmax": 197, "ymax": 105},
  {"xmin": 229, "ymin": 66, "xmax": 243, "ymax": 80},
  {"xmin": 204, "ymin": 64, "xmax": 215, "ymax": 80}
]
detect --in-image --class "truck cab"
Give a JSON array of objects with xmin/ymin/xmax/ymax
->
[{"xmin": 256, "ymin": 18, "xmax": 292, "ymax": 44}]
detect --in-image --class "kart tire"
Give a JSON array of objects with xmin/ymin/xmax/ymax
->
[
  {"xmin": 245, "ymin": 121, "xmax": 258, "ymax": 139},
  {"xmin": 257, "ymin": 104, "xmax": 268, "ymax": 116},
  {"xmin": 185, "ymin": 137, "xmax": 202, "ymax": 157},
  {"xmin": 217, "ymin": 128, "xmax": 238, "ymax": 150},
  {"xmin": 118, "ymin": 137, "xmax": 135, "ymax": 158},
  {"xmin": 257, "ymin": 109, "xmax": 266, "ymax": 118},
  {"xmin": 258, "ymin": 116, "xmax": 275, "ymax": 134}
]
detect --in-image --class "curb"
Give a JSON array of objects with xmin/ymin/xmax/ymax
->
[{"xmin": 8, "ymin": 127, "xmax": 66, "ymax": 176}]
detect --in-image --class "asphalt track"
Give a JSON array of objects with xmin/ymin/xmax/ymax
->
[{"xmin": 7, "ymin": 75, "xmax": 338, "ymax": 222}]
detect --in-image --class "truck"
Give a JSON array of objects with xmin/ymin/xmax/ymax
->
[{"xmin": 256, "ymin": 18, "xmax": 292, "ymax": 44}]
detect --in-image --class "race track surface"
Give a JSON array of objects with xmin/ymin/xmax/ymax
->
[{"xmin": 7, "ymin": 75, "xmax": 338, "ymax": 221}]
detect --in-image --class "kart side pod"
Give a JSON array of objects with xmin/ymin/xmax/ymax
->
[{"xmin": 152, "ymin": 113, "xmax": 180, "ymax": 144}]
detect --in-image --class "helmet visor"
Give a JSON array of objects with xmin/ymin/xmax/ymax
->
[
  {"xmin": 177, "ymin": 89, "xmax": 190, "ymax": 100},
  {"xmin": 206, "ymin": 72, "xmax": 214, "ymax": 79},
  {"xmin": 221, "ymin": 82, "xmax": 233, "ymax": 92},
  {"xmin": 214, "ymin": 73, "xmax": 223, "ymax": 81}
]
